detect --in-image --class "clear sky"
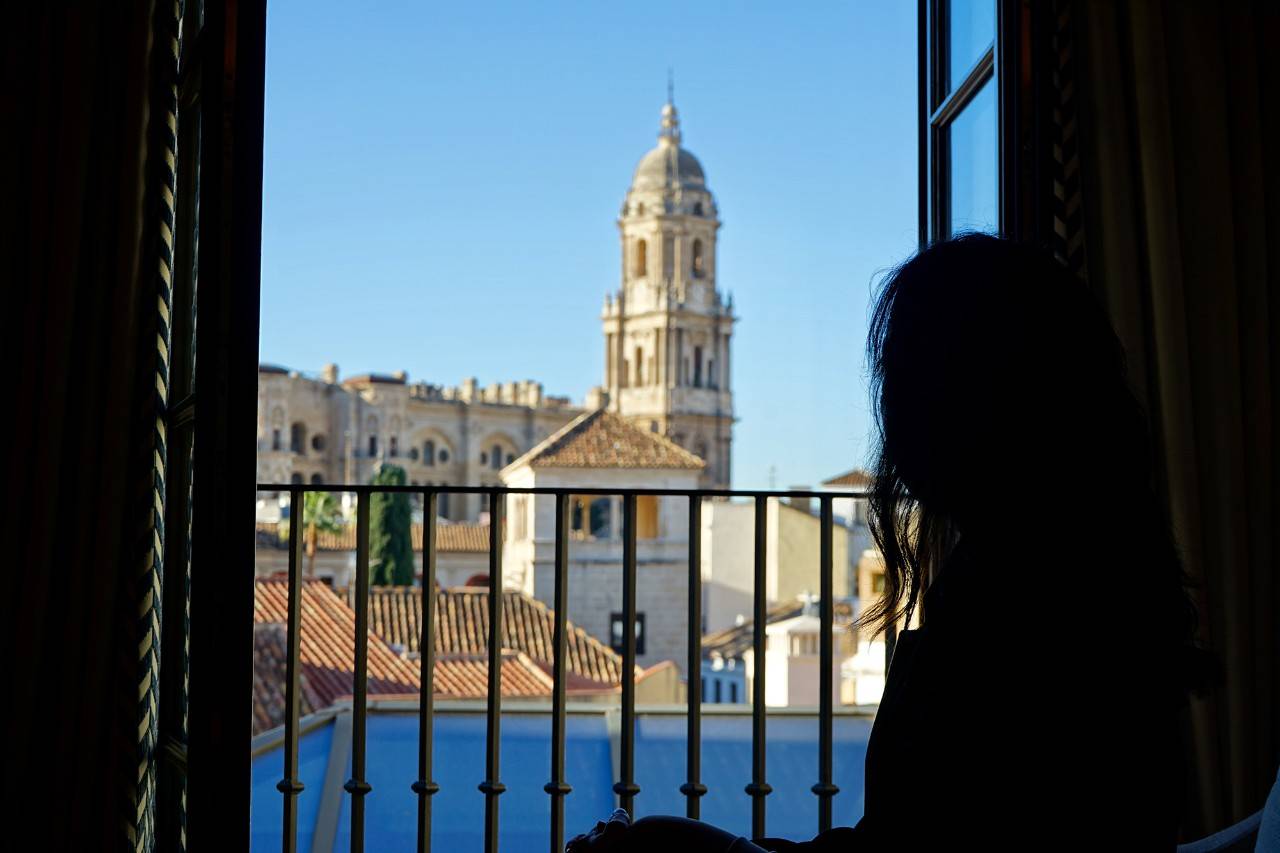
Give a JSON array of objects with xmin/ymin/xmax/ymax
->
[{"xmin": 259, "ymin": 0, "xmax": 919, "ymax": 490}]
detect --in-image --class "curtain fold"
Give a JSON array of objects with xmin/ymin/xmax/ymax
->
[
  {"xmin": 1, "ymin": 2, "xmax": 176, "ymax": 848},
  {"xmin": 1073, "ymin": 0, "xmax": 1279, "ymax": 837}
]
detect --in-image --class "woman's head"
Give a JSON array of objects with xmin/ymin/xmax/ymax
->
[
  {"xmin": 860, "ymin": 235, "xmax": 1197, "ymax": 664},
  {"xmin": 868, "ymin": 234, "xmax": 1144, "ymax": 522}
]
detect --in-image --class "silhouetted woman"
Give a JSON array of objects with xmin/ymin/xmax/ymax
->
[{"xmin": 568, "ymin": 235, "xmax": 1206, "ymax": 851}]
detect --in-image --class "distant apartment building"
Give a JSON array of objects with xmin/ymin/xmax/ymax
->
[
  {"xmin": 821, "ymin": 467, "xmax": 875, "ymax": 569},
  {"xmin": 699, "ymin": 498, "xmax": 852, "ymax": 636},
  {"xmin": 702, "ymin": 597, "xmax": 857, "ymax": 708}
]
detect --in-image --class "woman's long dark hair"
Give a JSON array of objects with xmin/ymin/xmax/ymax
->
[{"xmin": 859, "ymin": 234, "xmax": 1209, "ymax": 692}]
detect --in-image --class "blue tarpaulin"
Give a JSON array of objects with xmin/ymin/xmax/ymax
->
[{"xmin": 252, "ymin": 710, "xmax": 871, "ymax": 851}]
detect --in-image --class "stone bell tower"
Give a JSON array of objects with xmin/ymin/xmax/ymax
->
[{"xmin": 601, "ymin": 95, "xmax": 735, "ymax": 488}]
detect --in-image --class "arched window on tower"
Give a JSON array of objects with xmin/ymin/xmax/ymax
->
[
  {"xmin": 635, "ymin": 239, "xmax": 647, "ymax": 276},
  {"xmin": 423, "ymin": 440, "xmax": 435, "ymax": 467},
  {"xmin": 491, "ymin": 444, "xmax": 502, "ymax": 471},
  {"xmin": 694, "ymin": 346, "xmax": 704, "ymax": 387},
  {"xmin": 634, "ymin": 346, "xmax": 644, "ymax": 386},
  {"xmin": 693, "ymin": 201, "xmax": 704, "ymax": 216},
  {"xmin": 692, "ymin": 239, "xmax": 705, "ymax": 278}
]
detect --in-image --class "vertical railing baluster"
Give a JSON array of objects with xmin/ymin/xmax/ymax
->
[
  {"xmin": 544, "ymin": 493, "xmax": 572, "ymax": 853},
  {"xmin": 413, "ymin": 491, "xmax": 440, "ymax": 852},
  {"xmin": 345, "ymin": 491, "xmax": 373, "ymax": 851},
  {"xmin": 480, "ymin": 489, "xmax": 506, "ymax": 853},
  {"xmin": 614, "ymin": 493, "xmax": 641, "ymax": 815},
  {"xmin": 277, "ymin": 486, "xmax": 305, "ymax": 853},
  {"xmin": 746, "ymin": 495, "xmax": 772, "ymax": 839},
  {"xmin": 811, "ymin": 496, "xmax": 839, "ymax": 831},
  {"xmin": 680, "ymin": 495, "xmax": 707, "ymax": 818}
]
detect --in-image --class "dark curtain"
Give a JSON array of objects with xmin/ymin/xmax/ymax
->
[
  {"xmin": 1074, "ymin": 0, "xmax": 1280, "ymax": 837},
  {"xmin": 1, "ymin": 2, "xmax": 176, "ymax": 848}
]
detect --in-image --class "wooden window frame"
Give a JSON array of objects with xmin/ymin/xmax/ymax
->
[{"xmin": 920, "ymin": 0, "xmax": 1041, "ymax": 245}]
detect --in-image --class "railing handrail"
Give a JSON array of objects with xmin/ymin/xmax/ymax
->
[{"xmin": 257, "ymin": 483, "xmax": 869, "ymax": 499}]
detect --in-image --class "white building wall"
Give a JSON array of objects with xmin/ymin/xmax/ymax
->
[
  {"xmin": 748, "ymin": 617, "xmax": 844, "ymax": 708},
  {"xmin": 503, "ymin": 465, "xmax": 700, "ymax": 672},
  {"xmin": 700, "ymin": 500, "xmax": 851, "ymax": 636},
  {"xmin": 701, "ymin": 501, "xmax": 755, "ymax": 635}
]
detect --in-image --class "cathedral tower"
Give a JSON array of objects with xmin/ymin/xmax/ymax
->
[{"xmin": 602, "ymin": 97, "xmax": 735, "ymax": 488}]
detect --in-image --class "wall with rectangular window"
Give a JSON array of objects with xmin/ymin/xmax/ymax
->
[{"xmin": 610, "ymin": 612, "xmax": 646, "ymax": 656}]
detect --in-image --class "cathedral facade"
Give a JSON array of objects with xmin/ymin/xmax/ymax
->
[{"xmin": 256, "ymin": 98, "xmax": 735, "ymax": 516}]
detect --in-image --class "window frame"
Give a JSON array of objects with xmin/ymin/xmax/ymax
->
[
  {"xmin": 159, "ymin": 0, "xmax": 269, "ymax": 848},
  {"xmin": 920, "ymin": 0, "xmax": 1030, "ymax": 244}
]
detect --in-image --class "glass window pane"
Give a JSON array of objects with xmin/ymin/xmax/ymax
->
[
  {"xmin": 948, "ymin": 0, "xmax": 995, "ymax": 90},
  {"xmin": 948, "ymin": 80, "xmax": 997, "ymax": 235}
]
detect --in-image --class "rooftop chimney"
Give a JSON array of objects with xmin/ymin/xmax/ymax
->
[{"xmin": 787, "ymin": 486, "xmax": 813, "ymax": 516}]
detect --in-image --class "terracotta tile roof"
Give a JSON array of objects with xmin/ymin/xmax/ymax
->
[
  {"xmin": 253, "ymin": 579, "xmax": 638, "ymax": 734},
  {"xmin": 254, "ymin": 578, "xmax": 420, "ymax": 734},
  {"xmin": 252, "ymin": 623, "xmax": 321, "ymax": 736},
  {"xmin": 418, "ymin": 523, "xmax": 490, "ymax": 553},
  {"xmin": 256, "ymin": 521, "xmax": 490, "ymax": 553},
  {"xmin": 433, "ymin": 651, "xmax": 558, "ymax": 699},
  {"xmin": 702, "ymin": 600, "xmax": 855, "ymax": 661},
  {"xmin": 820, "ymin": 468, "xmax": 873, "ymax": 489},
  {"xmin": 360, "ymin": 585, "xmax": 628, "ymax": 686},
  {"xmin": 507, "ymin": 409, "xmax": 705, "ymax": 471}
]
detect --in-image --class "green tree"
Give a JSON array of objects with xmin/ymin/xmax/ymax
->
[
  {"xmin": 302, "ymin": 491, "xmax": 345, "ymax": 577},
  {"xmin": 369, "ymin": 464, "xmax": 414, "ymax": 586},
  {"xmin": 281, "ymin": 490, "xmax": 347, "ymax": 577}
]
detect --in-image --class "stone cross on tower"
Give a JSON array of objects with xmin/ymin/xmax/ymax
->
[{"xmin": 601, "ymin": 96, "xmax": 735, "ymax": 488}]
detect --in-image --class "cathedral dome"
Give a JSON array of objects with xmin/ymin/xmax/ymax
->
[{"xmin": 629, "ymin": 101, "xmax": 708, "ymax": 192}]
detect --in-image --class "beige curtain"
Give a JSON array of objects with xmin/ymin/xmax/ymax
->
[{"xmin": 1073, "ymin": 0, "xmax": 1279, "ymax": 837}]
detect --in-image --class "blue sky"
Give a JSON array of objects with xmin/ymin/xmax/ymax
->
[{"xmin": 259, "ymin": 1, "xmax": 919, "ymax": 489}]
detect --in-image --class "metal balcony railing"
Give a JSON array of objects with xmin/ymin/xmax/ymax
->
[{"xmin": 256, "ymin": 482, "xmax": 866, "ymax": 853}]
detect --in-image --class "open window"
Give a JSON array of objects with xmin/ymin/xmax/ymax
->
[
  {"xmin": 922, "ymin": 0, "xmax": 999, "ymax": 240},
  {"xmin": 636, "ymin": 494, "xmax": 659, "ymax": 540}
]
